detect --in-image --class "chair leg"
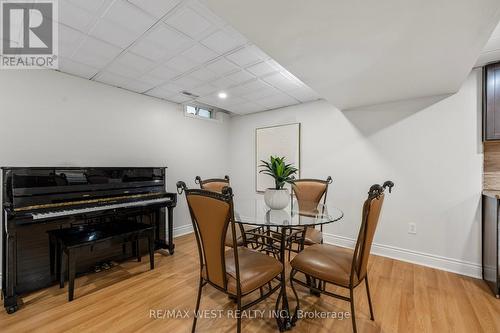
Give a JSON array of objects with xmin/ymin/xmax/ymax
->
[
  {"xmin": 365, "ymin": 276, "xmax": 374, "ymax": 320},
  {"xmin": 237, "ymin": 297, "xmax": 242, "ymax": 333},
  {"xmin": 349, "ymin": 287, "xmax": 357, "ymax": 333},
  {"xmin": 192, "ymin": 279, "xmax": 203, "ymax": 333}
]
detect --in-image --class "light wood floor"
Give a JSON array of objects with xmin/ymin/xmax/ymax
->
[{"xmin": 1, "ymin": 233, "xmax": 500, "ymax": 333}]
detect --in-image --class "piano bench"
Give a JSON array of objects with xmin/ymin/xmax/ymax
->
[{"xmin": 47, "ymin": 222, "xmax": 155, "ymax": 302}]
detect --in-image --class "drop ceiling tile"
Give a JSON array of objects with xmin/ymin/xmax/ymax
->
[
  {"xmin": 72, "ymin": 36, "xmax": 122, "ymax": 68},
  {"xmin": 103, "ymin": 0, "xmax": 155, "ymax": 34},
  {"xmin": 106, "ymin": 51, "xmax": 155, "ymax": 78},
  {"xmin": 246, "ymin": 60, "xmax": 280, "ymax": 77},
  {"xmin": 172, "ymin": 75, "xmax": 203, "ymax": 90},
  {"xmin": 262, "ymin": 72, "xmax": 303, "ymax": 91},
  {"xmin": 243, "ymin": 86, "xmax": 281, "ymax": 101},
  {"xmin": 127, "ymin": 0, "xmax": 180, "ymax": 19},
  {"xmin": 148, "ymin": 63, "xmax": 180, "ymax": 80},
  {"xmin": 229, "ymin": 79, "xmax": 271, "ymax": 95},
  {"xmin": 94, "ymin": 71, "xmax": 131, "ymax": 87},
  {"xmin": 226, "ymin": 45, "xmax": 268, "ymax": 67},
  {"xmin": 59, "ymin": 57, "xmax": 99, "ymax": 79},
  {"xmin": 229, "ymin": 101, "xmax": 263, "ymax": 114},
  {"xmin": 190, "ymin": 84, "xmax": 218, "ymax": 96},
  {"xmin": 167, "ymin": 93, "xmax": 193, "ymax": 103},
  {"xmin": 138, "ymin": 72, "xmax": 168, "ymax": 87},
  {"xmin": 195, "ymin": 95, "xmax": 221, "ymax": 106},
  {"xmin": 200, "ymin": 29, "xmax": 244, "ymax": 54},
  {"xmin": 89, "ymin": 18, "xmax": 141, "ymax": 48},
  {"xmin": 59, "ymin": 24, "xmax": 86, "ymax": 58},
  {"xmin": 205, "ymin": 58, "xmax": 239, "ymax": 76},
  {"xmin": 121, "ymin": 79, "xmax": 156, "ymax": 93},
  {"xmin": 153, "ymin": 82, "xmax": 184, "ymax": 95},
  {"xmin": 224, "ymin": 70, "xmax": 255, "ymax": 85},
  {"xmin": 211, "ymin": 76, "xmax": 237, "ymax": 89},
  {"xmin": 58, "ymin": 1, "xmax": 97, "ymax": 32},
  {"xmin": 146, "ymin": 86, "xmax": 176, "ymax": 99},
  {"xmin": 286, "ymin": 86, "xmax": 321, "ymax": 102},
  {"xmin": 164, "ymin": 55, "xmax": 198, "ymax": 72},
  {"xmin": 255, "ymin": 93, "xmax": 299, "ymax": 109},
  {"xmin": 129, "ymin": 24, "xmax": 193, "ymax": 61},
  {"xmin": 189, "ymin": 67, "xmax": 219, "ymax": 82},
  {"xmin": 188, "ymin": 0, "xmax": 226, "ymax": 28},
  {"xmin": 181, "ymin": 44, "xmax": 218, "ymax": 64},
  {"xmin": 216, "ymin": 95, "xmax": 247, "ymax": 107},
  {"xmin": 164, "ymin": 5, "xmax": 213, "ymax": 39}
]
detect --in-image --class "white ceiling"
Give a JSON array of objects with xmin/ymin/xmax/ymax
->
[
  {"xmin": 206, "ymin": 0, "xmax": 500, "ymax": 110},
  {"xmin": 52, "ymin": 0, "xmax": 320, "ymax": 114},
  {"xmin": 476, "ymin": 22, "xmax": 500, "ymax": 67}
]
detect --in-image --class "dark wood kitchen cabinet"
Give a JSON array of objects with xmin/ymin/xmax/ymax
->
[
  {"xmin": 484, "ymin": 62, "xmax": 500, "ymax": 141},
  {"xmin": 482, "ymin": 191, "xmax": 500, "ymax": 297}
]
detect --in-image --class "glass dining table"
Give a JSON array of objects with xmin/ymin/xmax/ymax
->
[{"xmin": 233, "ymin": 198, "xmax": 344, "ymax": 331}]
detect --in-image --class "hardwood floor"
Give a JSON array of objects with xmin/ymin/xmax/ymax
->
[{"xmin": 1, "ymin": 233, "xmax": 500, "ymax": 333}]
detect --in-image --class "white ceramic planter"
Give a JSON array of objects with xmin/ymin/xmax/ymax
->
[{"xmin": 264, "ymin": 188, "xmax": 290, "ymax": 210}]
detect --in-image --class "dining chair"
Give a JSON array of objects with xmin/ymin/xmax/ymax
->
[
  {"xmin": 287, "ymin": 176, "xmax": 332, "ymax": 258},
  {"xmin": 176, "ymin": 182, "xmax": 283, "ymax": 333},
  {"xmin": 195, "ymin": 175, "xmax": 230, "ymax": 192},
  {"xmin": 195, "ymin": 175, "xmax": 248, "ymax": 247},
  {"xmin": 289, "ymin": 181, "xmax": 394, "ymax": 333}
]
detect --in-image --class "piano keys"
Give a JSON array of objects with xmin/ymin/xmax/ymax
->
[{"xmin": 1, "ymin": 167, "xmax": 177, "ymax": 314}]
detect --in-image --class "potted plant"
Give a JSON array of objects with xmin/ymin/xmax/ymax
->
[{"xmin": 259, "ymin": 156, "xmax": 298, "ymax": 209}]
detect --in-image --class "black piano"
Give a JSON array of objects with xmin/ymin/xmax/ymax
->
[{"xmin": 1, "ymin": 167, "xmax": 177, "ymax": 314}]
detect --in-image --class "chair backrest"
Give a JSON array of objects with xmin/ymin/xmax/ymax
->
[
  {"xmin": 352, "ymin": 181, "xmax": 394, "ymax": 281},
  {"xmin": 177, "ymin": 181, "xmax": 237, "ymax": 291},
  {"xmin": 292, "ymin": 177, "xmax": 332, "ymax": 213},
  {"xmin": 195, "ymin": 175, "xmax": 230, "ymax": 193}
]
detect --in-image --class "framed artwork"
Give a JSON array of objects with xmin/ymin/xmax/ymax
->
[{"xmin": 255, "ymin": 123, "xmax": 301, "ymax": 192}]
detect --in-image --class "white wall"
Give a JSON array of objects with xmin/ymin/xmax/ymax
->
[
  {"xmin": 0, "ymin": 70, "xmax": 231, "ymax": 235},
  {"xmin": 229, "ymin": 70, "xmax": 483, "ymax": 277},
  {"xmin": 0, "ymin": 69, "xmax": 485, "ymax": 279}
]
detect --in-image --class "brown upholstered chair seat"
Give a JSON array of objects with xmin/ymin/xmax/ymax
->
[
  {"xmin": 290, "ymin": 244, "xmax": 357, "ymax": 287},
  {"xmin": 304, "ymin": 227, "xmax": 323, "ymax": 245},
  {"xmin": 203, "ymin": 247, "xmax": 283, "ymax": 295}
]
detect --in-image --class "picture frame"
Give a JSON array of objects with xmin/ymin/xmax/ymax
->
[{"xmin": 255, "ymin": 123, "xmax": 301, "ymax": 193}]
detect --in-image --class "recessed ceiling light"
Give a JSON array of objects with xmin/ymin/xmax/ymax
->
[{"xmin": 218, "ymin": 92, "xmax": 227, "ymax": 99}]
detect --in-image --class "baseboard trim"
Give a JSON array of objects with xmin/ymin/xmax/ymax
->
[
  {"xmin": 173, "ymin": 224, "xmax": 193, "ymax": 238},
  {"xmin": 323, "ymin": 233, "xmax": 482, "ymax": 279}
]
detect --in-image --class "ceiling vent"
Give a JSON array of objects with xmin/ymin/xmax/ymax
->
[{"xmin": 181, "ymin": 91, "xmax": 199, "ymax": 98}]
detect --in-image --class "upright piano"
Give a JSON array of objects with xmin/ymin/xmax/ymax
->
[{"xmin": 1, "ymin": 167, "xmax": 177, "ymax": 313}]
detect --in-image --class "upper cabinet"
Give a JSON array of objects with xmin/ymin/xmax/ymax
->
[{"xmin": 485, "ymin": 62, "xmax": 500, "ymax": 141}]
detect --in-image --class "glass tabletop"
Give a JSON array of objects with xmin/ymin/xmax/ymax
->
[{"xmin": 233, "ymin": 198, "xmax": 343, "ymax": 227}]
